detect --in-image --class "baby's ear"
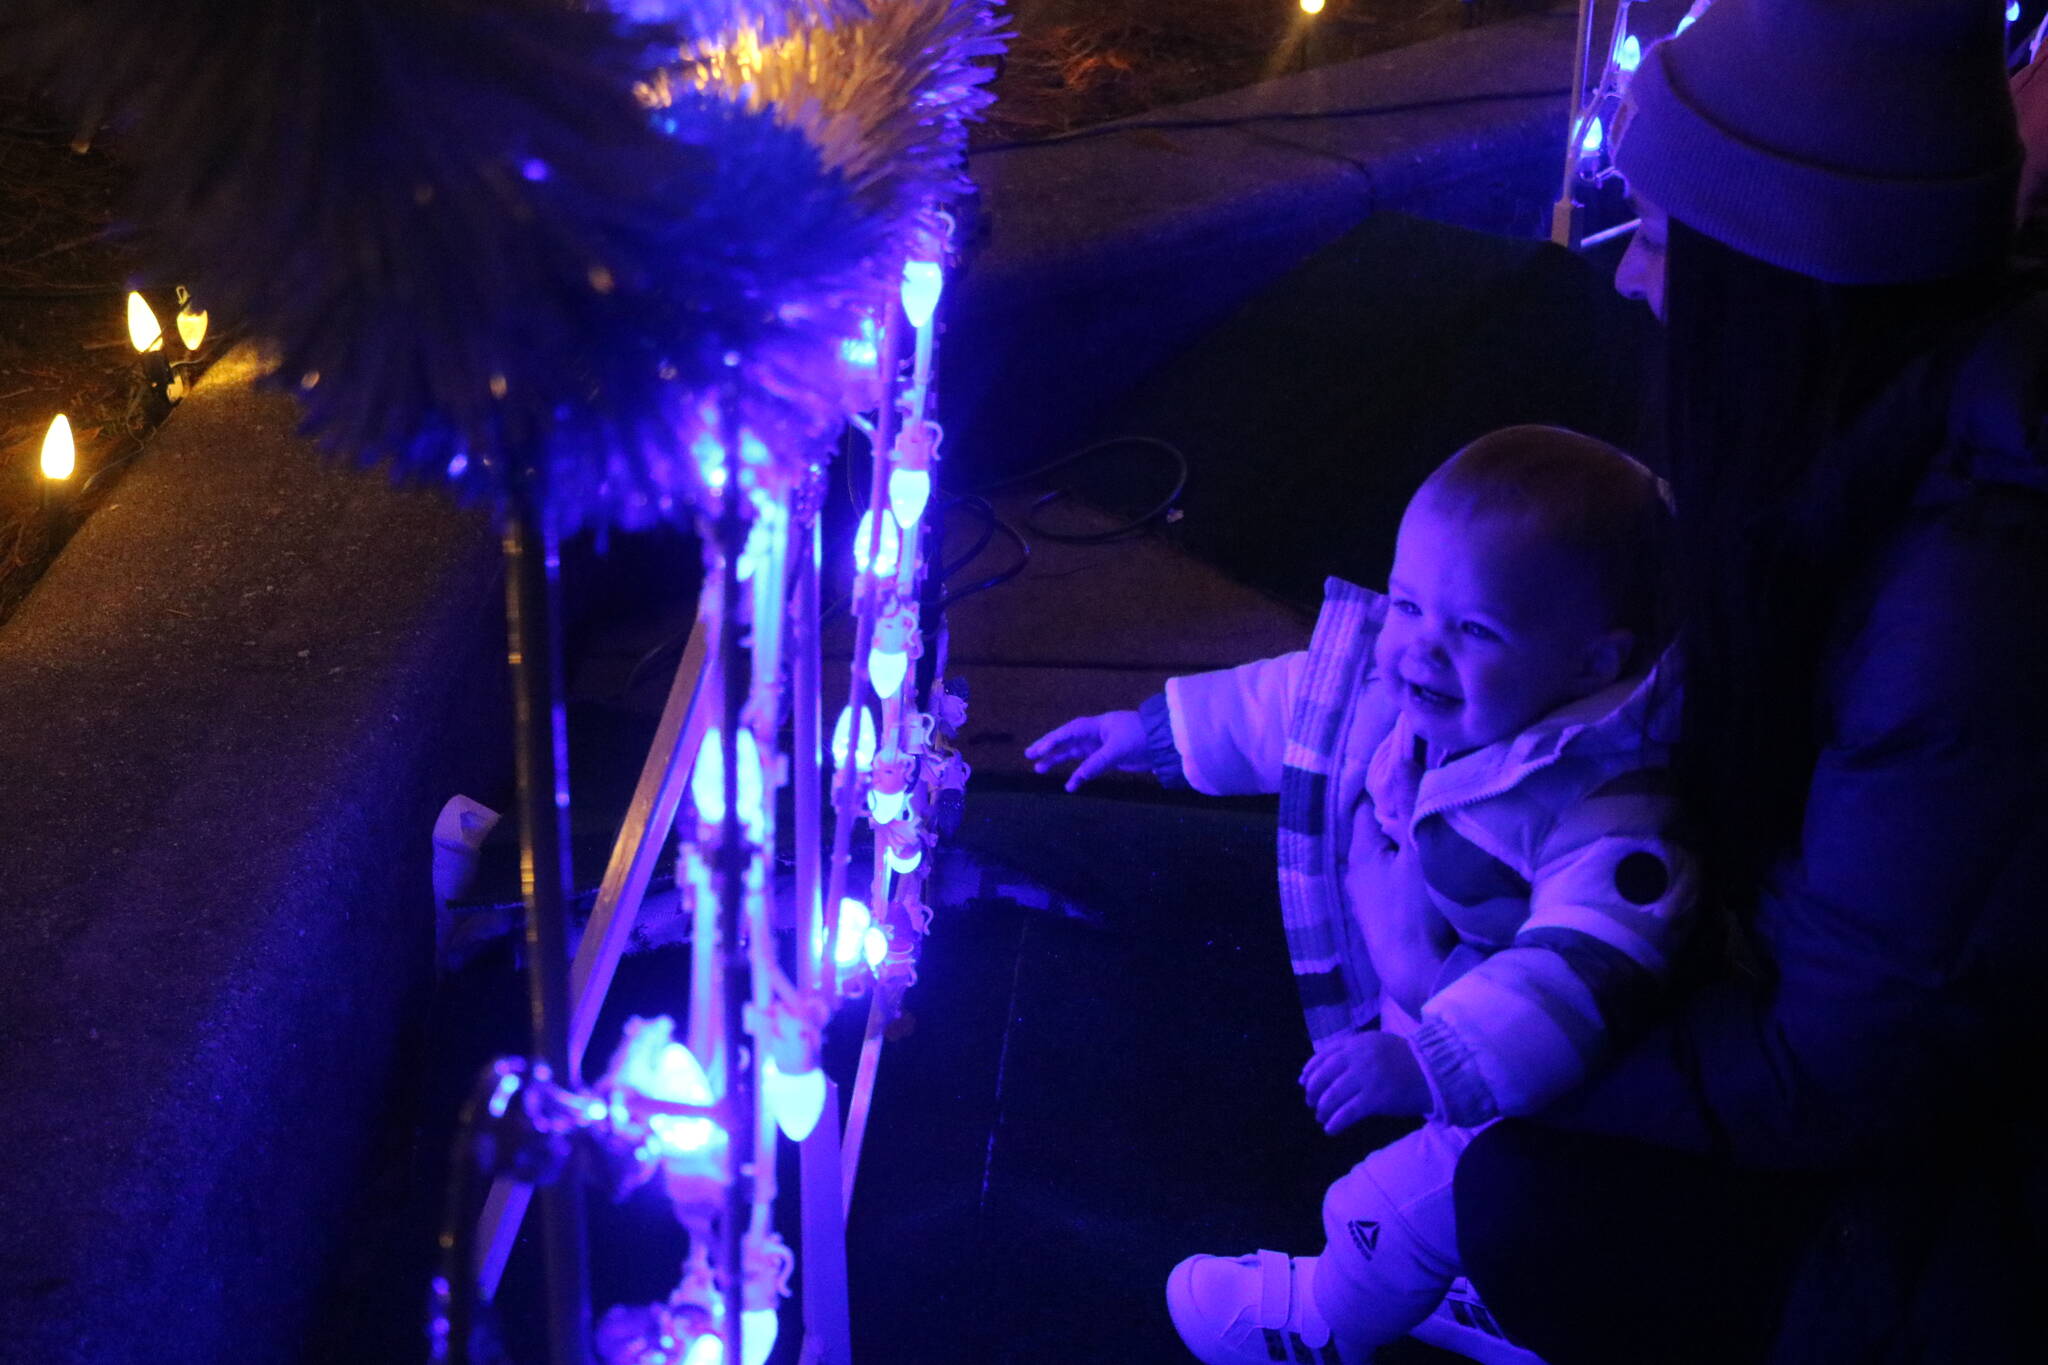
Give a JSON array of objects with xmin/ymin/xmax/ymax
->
[{"xmin": 1583, "ymin": 628, "xmax": 1634, "ymax": 689}]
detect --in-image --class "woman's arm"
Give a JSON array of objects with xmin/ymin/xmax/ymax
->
[{"xmin": 1546, "ymin": 491, "xmax": 2048, "ymax": 1167}]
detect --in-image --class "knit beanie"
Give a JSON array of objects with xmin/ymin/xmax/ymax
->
[{"xmin": 1612, "ymin": 0, "xmax": 2022, "ymax": 284}]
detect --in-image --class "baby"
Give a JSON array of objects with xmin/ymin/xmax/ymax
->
[{"xmin": 1027, "ymin": 425, "xmax": 1693, "ymax": 1364}]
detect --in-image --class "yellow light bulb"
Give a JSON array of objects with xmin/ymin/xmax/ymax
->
[
  {"xmin": 1301, "ymin": 0, "xmax": 1325, "ymax": 13},
  {"xmin": 40, "ymin": 414, "xmax": 75, "ymax": 481},
  {"xmin": 126, "ymin": 292, "xmax": 164, "ymax": 353},
  {"xmin": 176, "ymin": 305, "xmax": 208, "ymax": 351}
]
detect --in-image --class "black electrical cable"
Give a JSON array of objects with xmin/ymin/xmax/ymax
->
[
  {"xmin": 432, "ymin": 1061, "xmax": 517, "ymax": 1365},
  {"xmin": 969, "ymin": 434, "xmax": 1189, "ymax": 545},
  {"xmin": 935, "ymin": 501, "xmax": 1029, "ymax": 612}
]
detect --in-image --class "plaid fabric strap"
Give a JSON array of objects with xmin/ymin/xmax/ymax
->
[{"xmin": 1279, "ymin": 578, "xmax": 1381, "ymax": 1048}]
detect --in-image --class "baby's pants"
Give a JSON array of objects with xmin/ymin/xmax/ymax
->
[{"xmin": 1312, "ymin": 1116, "xmax": 1485, "ymax": 1351}]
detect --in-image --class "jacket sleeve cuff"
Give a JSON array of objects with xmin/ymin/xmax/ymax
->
[
  {"xmin": 1412, "ymin": 1017, "xmax": 1500, "ymax": 1128},
  {"xmin": 1138, "ymin": 692, "xmax": 1189, "ymax": 789}
]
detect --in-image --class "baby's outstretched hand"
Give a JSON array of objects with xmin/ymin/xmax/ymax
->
[
  {"xmin": 1299, "ymin": 1031, "xmax": 1430, "ymax": 1134},
  {"xmin": 1025, "ymin": 710, "xmax": 1148, "ymax": 792}
]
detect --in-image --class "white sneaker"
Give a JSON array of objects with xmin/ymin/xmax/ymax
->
[
  {"xmin": 1408, "ymin": 1277, "xmax": 1548, "ymax": 1365},
  {"xmin": 1166, "ymin": 1250, "xmax": 1348, "ymax": 1365}
]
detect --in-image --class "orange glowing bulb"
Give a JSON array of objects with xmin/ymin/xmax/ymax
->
[
  {"xmin": 126, "ymin": 292, "xmax": 164, "ymax": 353},
  {"xmin": 41, "ymin": 414, "xmax": 76, "ymax": 481},
  {"xmin": 1300, "ymin": 0, "xmax": 1325, "ymax": 13}
]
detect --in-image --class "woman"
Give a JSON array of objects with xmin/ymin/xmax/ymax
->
[{"xmin": 1454, "ymin": 3, "xmax": 2048, "ymax": 1362}]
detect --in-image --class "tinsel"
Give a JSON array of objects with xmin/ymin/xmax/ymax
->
[
  {"xmin": 677, "ymin": 0, "xmax": 1008, "ymax": 255},
  {"xmin": 0, "ymin": 0, "xmax": 905, "ymax": 529}
]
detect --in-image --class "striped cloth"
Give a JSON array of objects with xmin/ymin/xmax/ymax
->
[{"xmin": 1278, "ymin": 578, "xmax": 1384, "ymax": 1049}]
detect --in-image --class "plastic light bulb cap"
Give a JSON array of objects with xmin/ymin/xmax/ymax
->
[
  {"xmin": 900, "ymin": 259, "xmax": 944, "ymax": 330},
  {"xmin": 763, "ymin": 1058, "xmax": 826, "ymax": 1142}
]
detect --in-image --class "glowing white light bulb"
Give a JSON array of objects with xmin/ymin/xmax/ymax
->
[
  {"xmin": 1618, "ymin": 35, "xmax": 1642, "ymax": 71},
  {"xmin": 867, "ymin": 784, "xmax": 907, "ymax": 825},
  {"xmin": 2009, "ymin": 1, "xmax": 2021, "ymax": 22},
  {"xmin": 834, "ymin": 898, "xmax": 872, "ymax": 968},
  {"xmin": 831, "ymin": 705, "xmax": 877, "ymax": 772},
  {"xmin": 681, "ymin": 1335, "xmax": 722, "ymax": 1365},
  {"xmin": 863, "ymin": 925, "xmax": 889, "ymax": 969},
  {"xmin": 642, "ymin": 1040, "xmax": 718, "ymax": 1156},
  {"xmin": 900, "ymin": 259, "xmax": 944, "ymax": 331},
  {"xmin": 126, "ymin": 292, "xmax": 164, "ymax": 353},
  {"xmin": 888, "ymin": 466, "xmax": 932, "ymax": 530},
  {"xmin": 853, "ymin": 508, "xmax": 900, "ymax": 577},
  {"xmin": 691, "ymin": 728, "xmax": 763, "ymax": 829},
  {"xmin": 1300, "ymin": 0, "xmax": 1325, "ymax": 13},
  {"xmin": 885, "ymin": 843, "xmax": 924, "ymax": 875},
  {"xmin": 40, "ymin": 414, "xmax": 75, "ymax": 482},
  {"xmin": 1579, "ymin": 116, "xmax": 1604, "ymax": 158},
  {"xmin": 867, "ymin": 643, "xmax": 908, "ymax": 699},
  {"xmin": 1675, "ymin": 13, "xmax": 1696, "ymax": 34},
  {"xmin": 763, "ymin": 1057, "xmax": 826, "ymax": 1142}
]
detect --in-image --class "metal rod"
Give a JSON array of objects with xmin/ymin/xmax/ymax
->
[
  {"xmin": 715, "ymin": 504, "xmax": 752, "ymax": 1365},
  {"xmin": 840, "ymin": 989, "xmax": 889, "ymax": 1218},
  {"xmin": 799, "ymin": 1078, "xmax": 855, "ymax": 1365},
  {"xmin": 1551, "ymin": 0, "xmax": 1598, "ymax": 246},
  {"xmin": 501, "ymin": 488, "xmax": 592, "ymax": 1365},
  {"xmin": 794, "ymin": 519, "xmax": 823, "ymax": 993},
  {"xmin": 472, "ymin": 610, "xmax": 717, "ymax": 1298}
]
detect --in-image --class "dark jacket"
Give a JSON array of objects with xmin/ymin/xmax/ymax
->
[{"xmin": 1547, "ymin": 292, "xmax": 2048, "ymax": 1361}]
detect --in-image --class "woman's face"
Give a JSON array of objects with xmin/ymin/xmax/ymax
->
[{"xmin": 1614, "ymin": 196, "xmax": 1669, "ymax": 321}]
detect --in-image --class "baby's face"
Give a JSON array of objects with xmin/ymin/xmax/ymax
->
[{"xmin": 1381, "ymin": 492, "xmax": 1622, "ymax": 757}]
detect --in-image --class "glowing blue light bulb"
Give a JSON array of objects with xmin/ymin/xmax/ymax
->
[
  {"xmin": 888, "ymin": 466, "xmax": 932, "ymax": 530},
  {"xmin": 1618, "ymin": 35, "xmax": 1641, "ymax": 71},
  {"xmin": 742, "ymin": 1309, "xmax": 779, "ymax": 1365},
  {"xmin": 1675, "ymin": 13, "xmax": 1695, "ymax": 34},
  {"xmin": 885, "ymin": 843, "xmax": 924, "ymax": 875},
  {"xmin": 853, "ymin": 508, "xmax": 900, "ymax": 577},
  {"xmin": 691, "ymin": 728, "xmax": 763, "ymax": 829},
  {"xmin": 763, "ymin": 1057, "xmax": 826, "ymax": 1142},
  {"xmin": 641, "ymin": 1040, "xmax": 718, "ymax": 1156},
  {"xmin": 834, "ymin": 898, "xmax": 872, "ymax": 968},
  {"xmin": 868, "ymin": 643, "xmax": 908, "ymax": 699},
  {"xmin": 681, "ymin": 1336, "xmax": 721, "ymax": 1365},
  {"xmin": 868, "ymin": 783, "xmax": 907, "ymax": 825},
  {"xmin": 1580, "ymin": 116, "xmax": 1604, "ymax": 158},
  {"xmin": 900, "ymin": 259, "xmax": 944, "ymax": 330},
  {"xmin": 831, "ymin": 705, "xmax": 877, "ymax": 772},
  {"xmin": 863, "ymin": 925, "xmax": 889, "ymax": 969},
  {"xmin": 2008, "ymin": 0, "xmax": 2021, "ymax": 22}
]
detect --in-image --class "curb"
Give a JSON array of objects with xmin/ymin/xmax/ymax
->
[{"xmin": 0, "ymin": 349, "xmax": 508, "ymax": 1363}]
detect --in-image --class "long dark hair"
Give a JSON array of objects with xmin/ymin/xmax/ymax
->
[{"xmin": 1660, "ymin": 219, "xmax": 2010, "ymax": 928}]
